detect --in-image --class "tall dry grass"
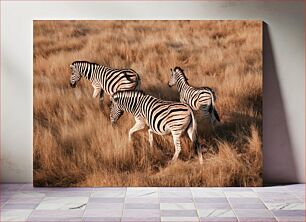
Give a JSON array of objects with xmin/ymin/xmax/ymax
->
[{"xmin": 34, "ymin": 20, "xmax": 262, "ymax": 187}]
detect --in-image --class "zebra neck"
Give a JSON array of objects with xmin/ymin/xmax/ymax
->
[
  {"xmin": 124, "ymin": 97, "xmax": 140, "ymax": 115},
  {"xmin": 176, "ymin": 78, "xmax": 189, "ymax": 92},
  {"xmin": 80, "ymin": 63, "xmax": 97, "ymax": 81}
]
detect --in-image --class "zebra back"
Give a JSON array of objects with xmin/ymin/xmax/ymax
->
[
  {"xmin": 112, "ymin": 90, "xmax": 194, "ymax": 135},
  {"xmin": 71, "ymin": 61, "xmax": 141, "ymax": 95}
]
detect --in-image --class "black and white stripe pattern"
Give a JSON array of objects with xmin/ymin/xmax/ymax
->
[
  {"xmin": 69, "ymin": 61, "xmax": 141, "ymax": 105},
  {"xmin": 110, "ymin": 90, "xmax": 203, "ymax": 163},
  {"xmin": 168, "ymin": 67, "xmax": 220, "ymax": 124}
]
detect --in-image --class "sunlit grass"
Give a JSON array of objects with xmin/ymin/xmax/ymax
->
[{"xmin": 34, "ymin": 20, "xmax": 262, "ymax": 187}]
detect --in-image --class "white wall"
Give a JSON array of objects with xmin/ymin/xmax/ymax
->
[{"xmin": 1, "ymin": 1, "xmax": 305, "ymax": 184}]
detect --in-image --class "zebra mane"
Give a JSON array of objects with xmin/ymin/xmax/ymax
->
[
  {"xmin": 113, "ymin": 90, "xmax": 145, "ymax": 101},
  {"xmin": 129, "ymin": 90, "xmax": 146, "ymax": 96},
  {"xmin": 72, "ymin": 61, "xmax": 100, "ymax": 66},
  {"xmin": 174, "ymin": 66, "xmax": 188, "ymax": 82}
]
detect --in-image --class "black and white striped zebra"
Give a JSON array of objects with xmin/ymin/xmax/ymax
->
[
  {"xmin": 168, "ymin": 67, "xmax": 220, "ymax": 124},
  {"xmin": 110, "ymin": 90, "xmax": 203, "ymax": 163},
  {"xmin": 69, "ymin": 61, "xmax": 141, "ymax": 106}
]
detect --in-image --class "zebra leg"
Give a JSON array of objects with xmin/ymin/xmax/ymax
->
[
  {"xmin": 200, "ymin": 106, "xmax": 208, "ymax": 118},
  {"xmin": 187, "ymin": 126, "xmax": 203, "ymax": 164},
  {"xmin": 92, "ymin": 87, "xmax": 101, "ymax": 98},
  {"xmin": 128, "ymin": 118, "xmax": 146, "ymax": 142},
  {"xmin": 148, "ymin": 129, "xmax": 154, "ymax": 147},
  {"xmin": 171, "ymin": 134, "xmax": 182, "ymax": 163},
  {"xmin": 99, "ymin": 89, "xmax": 104, "ymax": 111},
  {"xmin": 201, "ymin": 105, "xmax": 215, "ymax": 126},
  {"xmin": 99, "ymin": 90, "xmax": 104, "ymax": 103}
]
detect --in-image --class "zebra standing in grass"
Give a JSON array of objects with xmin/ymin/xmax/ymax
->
[
  {"xmin": 69, "ymin": 61, "xmax": 141, "ymax": 106},
  {"xmin": 168, "ymin": 67, "xmax": 220, "ymax": 124},
  {"xmin": 110, "ymin": 90, "xmax": 203, "ymax": 164}
]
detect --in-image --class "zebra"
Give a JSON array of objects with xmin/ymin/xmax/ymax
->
[
  {"xmin": 168, "ymin": 67, "xmax": 220, "ymax": 124},
  {"xmin": 69, "ymin": 61, "xmax": 141, "ymax": 106},
  {"xmin": 110, "ymin": 90, "xmax": 203, "ymax": 164}
]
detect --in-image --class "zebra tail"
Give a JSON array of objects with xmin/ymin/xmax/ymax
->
[
  {"xmin": 208, "ymin": 89, "xmax": 220, "ymax": 122},
  {"xmin": 189, "ymin": 108, "xmax": 200, "ymax": 154},
  {"xmin": 135, "ymin": 73, "xmax": 141, "ymax": 90},
  {"xmin": 213, "ymin": 107, "xmax": 220, "ymax": 122}
]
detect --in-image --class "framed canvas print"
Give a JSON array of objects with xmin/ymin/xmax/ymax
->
[{"xmin": 33, "ymin": 20, "xmax": 262, "ymax": 187}]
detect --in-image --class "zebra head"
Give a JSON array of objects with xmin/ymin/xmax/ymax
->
[
  {"xmin": 168, "ymin": 67, "xmax": 188, "ymax": 87},
  {"xmin": 69, "ymin": 63, "xmax": 82, "ymax": 88},
  {"xmin": 110, "ymin": 96, "xmax": 124, "ymax": 124}
]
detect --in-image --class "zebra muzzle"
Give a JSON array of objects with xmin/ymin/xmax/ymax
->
[{"xmin": 70, "ymin": 82, "xmax": 76, "ymax": 88}]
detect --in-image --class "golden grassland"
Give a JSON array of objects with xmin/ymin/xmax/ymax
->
[{"xmin": 33, "ymin": 20, "xmax": 262, "ymax": 187}]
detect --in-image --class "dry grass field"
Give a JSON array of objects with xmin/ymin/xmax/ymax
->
[{"xmin": 34, "ymin": 20, "xmax": 262, "ymax": 187}]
